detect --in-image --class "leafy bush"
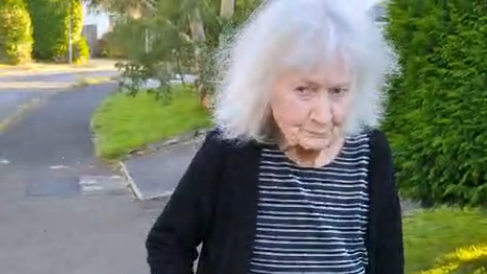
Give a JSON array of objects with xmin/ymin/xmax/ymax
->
[
  {"xmin": 384, "ymin": 1, "xmax": 487, "ymax": 206},
  {"xmin": 26, "ymin": 0, "xmax": 84, "ymax": 62},
  {"xmin": 112, "ymin": 0, "xmax": 261, "ymax": 100},
  {"xmin": 73, "ymin": 36, "xmax": 90, "ymax": 63},
  {"xmin": 0, "ymin": 0, "xmax": 33, "ymax": 64},
  {"xmin": 94, "ymin": 32, "xmax": 125, "ymax": 59}
]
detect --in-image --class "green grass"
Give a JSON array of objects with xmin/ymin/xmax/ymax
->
[
  {"xmin": 91, "ymin": 85, "xmax": 211, "ymax": 159},
  {"xmin": 405, "ymin": 207, "xmax": 487, "ymax": 274}
]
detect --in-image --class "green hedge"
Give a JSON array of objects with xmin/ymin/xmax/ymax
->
[
  {"xmin": 94, "ymin": 31, "xmax": 126, "ymax": 59},
  {"xmin": 26, "ymin": 0, "xmax": 85, "ymax": 62},
  {"xmin": 73, "ymin": 36, "xmax": 90, "ymax": 63},
  {"xmin": 384, "ymin": 1, "xmax": 487, "ymax": 206},
  {"xmin": 0, "ymin": 0, "xmax": 33, "ymax": 64}
]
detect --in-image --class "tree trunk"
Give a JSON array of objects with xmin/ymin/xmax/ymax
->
[
  {"xmin": 187, "ymin": 7, "xmax": 209, "ymax": 108},
  {"xmin": 127, "ymin": 6, "xmax": 142, "ymax": 19},
  {"xmin": 220, "ymin": 0, "xmax": 235, "ymax": 19},
  {"xmin": 188, "ymin": 7, "xmax": 206, "ymax": 43}
]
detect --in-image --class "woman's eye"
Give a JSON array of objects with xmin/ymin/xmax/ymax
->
[
  {"xmin": 330, "ymin": 88, "xmax": 347, "ymax": 95},
  {"xmin": 295, "ymin": 86, "xmax": 309, "ymax": 93}
]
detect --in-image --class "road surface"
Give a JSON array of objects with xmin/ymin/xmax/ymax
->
[{"xmin": 0, "ymin": 78, "xmax": 165, "ymax": 274}]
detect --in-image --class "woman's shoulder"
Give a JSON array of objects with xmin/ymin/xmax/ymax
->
[
  {"xmin": 366, "ymin": 128, "xmax": 392, "ymax": 157},
  {"xmin": 200, "ymin": 127, "xmax": 259, "ymax": 155},
  {"xmin": 345, "ymin": 128, "xmax": 392, "ymax": 161}
]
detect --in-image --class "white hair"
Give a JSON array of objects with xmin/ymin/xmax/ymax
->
[{"xmin": 212, "ymin": 0, "xmax": 399, "ymax": 143}]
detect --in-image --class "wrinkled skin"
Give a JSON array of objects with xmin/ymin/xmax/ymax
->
[{"xmin": 269, "ymin": 57, "xmax": 355, "ymax": 167}]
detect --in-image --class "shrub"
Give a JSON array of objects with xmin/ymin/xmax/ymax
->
[
  {"xmin": 384, "ymin": 1, "xmax": 487, "ymax": 206},
  {"xmin": 112, "ymin": 0, "xmax": 261, "ymax": 100},
  {"xmin": 0, "ymin": 0, "xmax": 33, "ymax": 64},
  {"xmin": 94, "ymin": 32, "xmax": 125, "ymax": 59},
  {"xmin": 26, "ymin": 0, "xmax": 84, "ymax": 62},
  {"xmin": 73, "ymin": 36, "xmax": 90, "ymax": 63}
]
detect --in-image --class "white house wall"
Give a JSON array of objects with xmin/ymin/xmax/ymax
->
[{"xmin": 82, "ymin": 2, "xmax": 110, "ymax": 39}]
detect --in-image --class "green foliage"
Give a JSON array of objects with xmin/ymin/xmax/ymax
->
[
  {"xmin": 73, "ymin": 36, "xmax": 90, "ymax": 63},
  {"xmin": 113, "ymin": 0, "xmax": 261, "ymax": 99},
  {"xmin": 94, "ymin": 31, "xmax": 125, "ymax": 59},
  {"xmin": 26, "ymin": 0, "xmax": 86, "ymax": 62},
  {"xmin": 91, "ymin": 85, "xmax": 211, "ymax": 159},
  {"xmin": 0, "ymin": 0, "xmax": 33, "ymax": 64},
  {"xmin": 113, "ymin": 12, "xmax": 195, "ymax": 96},
  {"xmin": 384, "ymin": 0, "xmax": 487, "ymax": 206}
]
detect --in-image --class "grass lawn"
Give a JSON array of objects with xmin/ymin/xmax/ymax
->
[
  {"xmin": 404, "ymin": 207, "xmax": 487, "ymax": 274},
  {"xmin": 91, "ymin": 85, "xmax": 211, "ymax": 159}
]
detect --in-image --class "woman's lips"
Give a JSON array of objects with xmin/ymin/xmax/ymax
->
[{"xmin": 305, "ymin": 132, "xmax": 329, "ymax": 138}]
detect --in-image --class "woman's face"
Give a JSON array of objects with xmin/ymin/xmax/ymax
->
[{"xmin": 270, "ymin": 58, "xmax": 354, "ymax": 151}]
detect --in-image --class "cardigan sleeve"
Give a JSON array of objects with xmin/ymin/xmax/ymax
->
[
  {"xmin": 370, "ymin": 130, "xmax": 405, "ymax": 274},
  {"xmin": 145, "ymin": 129, "xmax": 227, "ymax": 274}
]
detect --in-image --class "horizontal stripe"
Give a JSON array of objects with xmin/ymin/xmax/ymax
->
[
  {"xmin": 259, "ymin": 198, "xmax": 369, "ymax": 212},
  {"xmin": 254, "ymin": 239, "xmax": 365, "ymax": 250},
  {"xmin": 258, "ymin": 184, "xmax": 368, "ymax": 198},
  {"xmin": 259, "ymin": 165, "xmax": 368, "ymax": 178},
  {"xmin": 257, "ymin": 216, "xmax": 367, "ymax": 229},
  {"xmin": 252, "ymin": 249, "xmax": 366, "ymax": 258},
  {"xmin": 260, "ymin": 155, "xmax": 369, "ymax": 167},
  {"xmin": 252, "ymin": 256, "xmax": 366, "ymax": 265},
  {"xmin": 255, "ymin": 233, "xmax": 367, "ymax": 243},
  {"xmin": 259, "ymin": 190, "xmax": 368, "ymax": 203},
  {"xmin": 250, "ymin": 268, "xmax": 364, "ymax": 274},
  {"xmin": 259, "ymin": 177, "xmax": 368, "ymax": 192},
  {"xmin": 250, "ymin": 133, "xmax": 371, "ymax": 274},
  {"xmin": 257, "ymin": 211, "xmax": 368, "ymax": 222}
]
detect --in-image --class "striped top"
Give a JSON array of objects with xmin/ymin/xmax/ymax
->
[{"xmin": 249, "ymin": 133, "xmax": 371, "ymax": 274}]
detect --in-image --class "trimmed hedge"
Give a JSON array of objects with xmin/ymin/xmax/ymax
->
[
  {"xmin": 0, "ymin": 0, "xmax": 33, "ymax": 64},
  {"xmin": 384, "ymin": 1, "xmax": 487, "ymax": 206},
  {"xmin": 26, "ymin": 0, "xmax": 85, "ymax": 62},
  {"xmin": 73, "ymin": 36, "xmax": 90, "ymax": 63}
]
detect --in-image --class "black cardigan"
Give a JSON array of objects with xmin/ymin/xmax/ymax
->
[{"xmin": 146, "ymin": 128, "xmax": 404, "ymax": 274}]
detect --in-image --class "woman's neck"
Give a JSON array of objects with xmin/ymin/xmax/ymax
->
[{"xmin": 280, "ymin": 138, "xmax": 345, "ymax": 168}]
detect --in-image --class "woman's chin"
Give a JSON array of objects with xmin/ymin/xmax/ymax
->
[{"xmin": 297, "ymin": 139, "xmax": 331, "ymax": 152}]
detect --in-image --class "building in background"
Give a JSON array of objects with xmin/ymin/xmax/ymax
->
[
  {"xmin": 82, "ymin": 2, "xmax": 112, "ymax": 56},
  {"xmin": 82, "ymin": 2, "xmax": 110, "ymax": 39}
]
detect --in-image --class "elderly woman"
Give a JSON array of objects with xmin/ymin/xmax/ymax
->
[{"xmin": 146, "ymin": 0, "xmax": 403, "ymax": 273}]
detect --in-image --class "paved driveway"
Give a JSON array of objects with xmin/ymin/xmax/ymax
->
[{"xmin": 0, "ymin": 81, "xmax": 164, "ymax": 274}]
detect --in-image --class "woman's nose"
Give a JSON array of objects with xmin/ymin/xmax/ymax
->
[{"xmin": 309, "ymin": 93, "xmax": 333, "ymax": 124}]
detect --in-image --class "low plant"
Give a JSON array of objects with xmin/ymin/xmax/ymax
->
[{"xmin": 0, "ymin": 0, "xmax": 33, "ymax": 64}]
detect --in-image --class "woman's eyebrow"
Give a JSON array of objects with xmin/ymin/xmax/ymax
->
[
  {"xmin": 301, "ymin": 80, "xmax": 321, "ymax": 87},
  {"xmin": 328, "ymin": 81, "xmax": 352, "ymax": 88},
  {"xmin": 301, "ymin": 80, "xmax": 351, "ymax": 88}
]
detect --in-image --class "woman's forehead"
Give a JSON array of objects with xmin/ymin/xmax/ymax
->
[
  {"xmin": 276, "ymin": 53, "xmax": 354, "ymax": 86},
  {"xmin": 278, "ymin": 69, "xmax": 353, "ymax": 88}
]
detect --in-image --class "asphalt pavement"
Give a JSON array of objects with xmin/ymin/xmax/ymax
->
[{"xmin": 0, "ymin": 82, "xmax": 165, "ymax": 274}]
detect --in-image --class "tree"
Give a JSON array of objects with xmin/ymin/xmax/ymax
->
[
  {"xmin": 85, "ymin": 0, "xmax": 155, "ymax": 18},
  {"xmin": 0, "ymin": 0, "xmax": 33, "ymax": 64},
  {"xmin": 220, "ymin": 0, "xmax": 234, "ymax": 19},
  {"xmin": 112, "ymin": 0, "xmax": 260, "ymax": 105},
  {"xmin": 384, "ymin": 0, "xmax": 487, "ymax": 206},
  {"xmin": 26, "ymin": 0, "xmax": 87, "ymax": 62}
]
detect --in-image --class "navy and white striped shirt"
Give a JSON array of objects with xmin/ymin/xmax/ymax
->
[{"xmin": 249, "ymin": 133, "xmax": 371, "ymax": 274}]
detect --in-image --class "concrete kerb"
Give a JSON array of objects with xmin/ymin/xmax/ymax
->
[
  {"xmin": 118, "ymin": 161, "xmax": 150, "ymax": 200},
  {"xmin": 0, "ymin": 61, "xmax": 120, "ymax": 77},
  {"xmin": 144, "ymin": 129, "xmax": 208, "ymax": 153},
  {"xmin": 118, "ymin": 128, "xmax": 210, "ymax": 201},
  {"xmin": 71, "ymin": 75, "xmax": 120, "ymax": 88}
]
